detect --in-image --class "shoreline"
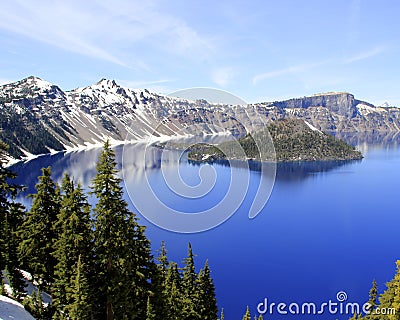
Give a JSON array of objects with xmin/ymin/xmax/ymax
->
[
  {"xmin": 5, "ymin": 131, "xmax": 231, "ymax": 167},
  {"xmin": 187, "ymin": 155, "xmax": 364, "ymax": 165}
]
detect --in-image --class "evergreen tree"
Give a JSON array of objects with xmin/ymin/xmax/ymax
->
[
  {"xmin": 4, "ymin": 200, "xmax": 26, "ymax": 299},
  {"xmin": 258, "ymin": 314, "xmax": 264, "ymax": 320},
  {"xmin": 119, "ymin": 213, "xmax": 155, "ymax": 318},
  {"xmin": 242, "ymin": 306, "xmax": 251, "ymax": 320},
  {"xmin": 196, "ymin": 260, "xmax": 218, "ymax": 320},
  {"xmin": 0, "ymin": 141, "xmax": 21, "ymax": 285},
  {"xmin": 366, "ymin": 279, "xmax": 378, "ymax": 315},
  {"xmin": 146, "ymin": 296, "xmax": 157, "ymax": 320},
  {"xmin": 23, "ymin": 289, "xmax": 47, "ymax": 320},
  {"xmin": 181, "ymin": 243, "xmax": 199, "ymax": 319},
  {"xmin": 52, "ymin": 173, "xmax": 92, "ymax": 319},
  {"xmin": 156, "ymin": 241, "xmax": 169, "ymax": 277},
  {"xmin": 389, "ymin": 261, "xmax": 400, "ymax": 320},
  {"xmin": 153, "ymin": 241, "xmax": 169, "ymax": 318},
  {"xmin": 67, "ymin": 255, "xmax": 91, "ymax": 320},
  {"xmin": 377, "ymin": 261, "xmax": 400, "ymax": 320},
  {"xmin": 364, "ymin": 260, "xmax": 400, "ymax": 320},
  {"xmin": 91, "ymin": 141, "xmax": 154, "ymax": 320},
  {"xmin": 379, "ymin": 278, "xmax": 395, "ymax": 311},
  {"xmin": 19, "ymin": 166, "xmax": 60, "ymax": 289},
  {"xmin": 164, "ymin": 261, "xmax": 183, "ymax": 320},
  {"xmin": 1, "ymin": 139, "xmax": 222, "ymax": 320}
]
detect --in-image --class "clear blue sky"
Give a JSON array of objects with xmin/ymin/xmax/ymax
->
[{"xmin": 1, "ymin": 0, "xmax": 399, "ymax": 105}]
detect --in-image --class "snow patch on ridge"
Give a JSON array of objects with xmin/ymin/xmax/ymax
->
[
  {"xmin": 304, "ymin": 120, "xmax": 322, "ymax": 133},
  {"xmin": 356, "ymin": 103, "xmax": 376, "ymax": 116}
]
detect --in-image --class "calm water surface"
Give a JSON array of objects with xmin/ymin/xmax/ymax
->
[{"xmin": 10, "ymin": 136, "xmax": 400, "ymax": 319}]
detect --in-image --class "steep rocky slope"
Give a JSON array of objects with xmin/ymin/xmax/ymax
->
[{"xmin": 1, "ymin": 77, "xmax": 399, "ymax": 159}]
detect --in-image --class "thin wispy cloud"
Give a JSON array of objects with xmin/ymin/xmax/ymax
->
[
  {"xmin": 345, "ymin": 46, "xmax": 387, "ymax": 63},
  {"xmin": 252, "ymin": 60, "xmax": 331, "ymax": 85},
  {"xmin": 252, "ymin": 46, "xmax": 387, "ymax": 87},
  {"xmin": 0, "ymin": 1, "xmax": 127, "ymax": 67},
  {"xmin": 0, "ymin": 0, "xmax": 215, "ymax": 68},
  {"xmin": 97, "ymin": 1, "xmax": 216, "ymax": 60}
]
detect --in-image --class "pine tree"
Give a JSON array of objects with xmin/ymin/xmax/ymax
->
[
  {"xmin": 181, "ymin": 243, "xmax": 199, "ymax": 319},
  {"xmin": 366, "ymin": 279, "xmax": 378, "ymax": 315},
  {"xmin": 372, "ymin": 260, "xmax": 400, "ymax": 320},
  {"xmin": 257, "ymin": 314, "xmax": 264, "ymax": 320},
  {"xmin": 389, "ymin": 260, "xmax": 400, "ymax": 320},
  {"xmin": 196, "ymin": 260, "xmax": 218, "ymax": 320},
  {"xmin": 157, "ymin": 241, "xmax": 169, "ymax": 277},
  {"xmin": 19, "ymin": 166, "xmax": 60, "ymax": 289},
  {"xmin": 4, "ymin": 200, "xmax": 26, "ymax": 299},
  {"xmin": 0, "ymin": 141, "xmax": 21, "ymax": 286},
  {"xmin": 91, "ymin": 141, "xmax": 154, "ymax": 320},
  {"xmin": 164, "ymin": 261, "xmax": 183, "ymax": 320},
  {"xmin": 153, "ymin": 241, "xmax": 169, "ymax": 318},
  {"xmin": 242, "ymin": 306, "xmax": 251, "ymax": 320},
  {"xmin": 146, "ymin": 296, "xmax": 157, "ymax": 320},
  {"xmin": 120, "ymin": 213, "xmax": 155, "ymax": 318},
  {"xmin": 52, "ymin": 174, "xmax": 92, "ymax": 319},
  {"xmin": 67, "ymin": 255, "xmax": 91, "ymax": 320},
  {"xmin": 379, "ymin": 280, "xmax": 395, "ymax": 304},
  {"xmin": 23, "ymin": 289, "xmax": 45, "ymax": 320}
]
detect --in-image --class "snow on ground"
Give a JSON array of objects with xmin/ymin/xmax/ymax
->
[
  {"xmin": 2, "ymin": 270, "xmax": 52, "ymax": 306},
  {"xmin": 356, "ymin": 103, "xmax": 376, "ymax": 116},
  {"xmin": 0, "ymin": 295, "xmax": 35, "ymax": 320},
  {"xmin": 4, "ymin": 155, "xmax": 19, "ymax": 167},
  {"xmin": 19, "ymin": 149, "xmax": 40, "ymax": 162},
  {"xmin": 304, "ymin": 120, "xmax": 322, "ymax": 133}
]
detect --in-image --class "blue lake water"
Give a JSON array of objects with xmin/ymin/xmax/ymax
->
[{"xmin": 10, "ymin": 136, "xmax": 400, "ymax": 319}]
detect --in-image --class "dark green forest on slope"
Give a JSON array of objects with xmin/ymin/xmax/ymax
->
[{"xmin": 0, "ymin": 103, "xmax": 66, "ymax": 158}]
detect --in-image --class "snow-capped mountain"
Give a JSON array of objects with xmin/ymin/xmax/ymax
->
[{"xmin": 1, "ymin": 76, "xmax": 400, "ymax": 159}]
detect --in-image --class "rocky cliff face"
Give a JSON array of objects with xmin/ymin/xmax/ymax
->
[
  {"xmin": 260, "ymin": 92, "xmax": 400, "ymax": 132},
  {"xmin": 272, "ymin": 92, "xmax": 358, "ymax": 117},
  {"xmin": 1, "ymin": 77, "xmax": 399, "ymax": 159}
]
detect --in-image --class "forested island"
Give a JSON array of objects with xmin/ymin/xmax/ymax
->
[{"xmin": 188, "ymin": 119, "xmax": 363, "ymax": 163}]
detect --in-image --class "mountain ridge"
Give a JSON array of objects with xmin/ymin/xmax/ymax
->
[{"xmin": 1, "ymin": 76, "xmax": 399, "ymax": 160}]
